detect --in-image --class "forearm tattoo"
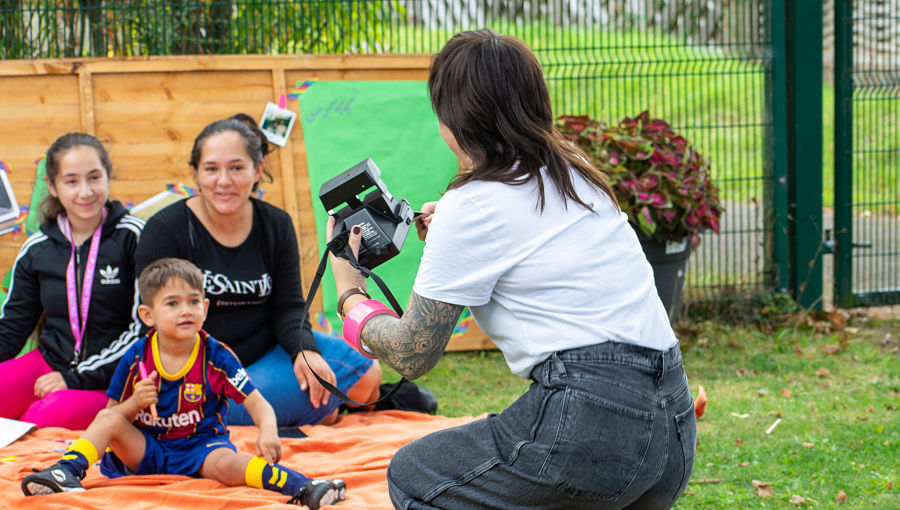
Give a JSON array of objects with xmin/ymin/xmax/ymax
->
[{"xmin": 361, "ymin": 292, "xmax": 464, "ymax": 380}]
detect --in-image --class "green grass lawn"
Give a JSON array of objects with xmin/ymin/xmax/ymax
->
[{"xmin": 385, "ymin": 311, "xmax": 899, "ymax": 508}]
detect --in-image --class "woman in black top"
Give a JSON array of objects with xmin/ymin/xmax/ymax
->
[
  {"xmin": 135, "ymin": 114, "xmax": 381, "ymax": 426},
  {"xmin": 0, "ymin": 133, "xmax": 144, "ymax": 429}
]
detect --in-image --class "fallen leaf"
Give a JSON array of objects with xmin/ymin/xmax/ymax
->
[
  {"xmin": 836, "ymin": 490, "xmax": 847, "ymax": 502},
  {"xmin": 829, "ymin": 311, "xmax": 847, "ymax": 330},
  {"xmin": 694, "ymin": 385, "xmax": 707, "ymax": 418},
  {"xmin": 740, "ymin": 461, "xmax": 751, "ymax": 467},
  {"xmin": 790, "ymin": 494, "xmax": 806, "ymax": 505},
  {"xmin": 822, "ymin": 344, "xmax": 840, "ymax": 355},
  {"xmin": 781, "ymin": 388, "xmax": 792, "ymax": 398},
  {"xmin": 816, "ymin": 367, "xmax": 831, "ymax": 378},
  {"xmin": 694, "ymin": 478, "xmax": 723, "ymax": 484},
  {"xmin": 795, "ymin": 344, "xmax": 804, "ymax": 356},
  {"xmin": 727, "ymin": 339, "xmax": 742, "ymax": 350},
  {"xmin": 802, "ymin": 442, "xmax": 814, "ymax": 448},
  {"xmin": 887, "ymin": 481, "xmax": 893, "ymax": 489},
  {"xmin": 734, "ymin": 439, "xmax": 744, "ymax": 446},
  {"xmin": 752, "ymin": 480, "xmax": 774, "ymax": 498}
]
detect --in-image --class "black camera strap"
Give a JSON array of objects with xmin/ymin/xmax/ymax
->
[{"xmin": 297, "ymin": 237, "xmax": 407, "ymax": 407}]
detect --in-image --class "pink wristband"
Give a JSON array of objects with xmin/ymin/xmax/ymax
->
[{"xmin": 341, "ymin": 299, "xmax": 398, "ymax": 359}]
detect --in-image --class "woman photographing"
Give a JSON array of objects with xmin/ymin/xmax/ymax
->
[{"xmin": 328, "ymin": 30, "xmax": 696, "ymax": 509}]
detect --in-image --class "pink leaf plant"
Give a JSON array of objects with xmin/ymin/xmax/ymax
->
[{"xmin": 556, "ymin": 110, "xmax": 724, "ymax": 244}]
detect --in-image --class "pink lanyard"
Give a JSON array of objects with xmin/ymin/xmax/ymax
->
[{"xmin": 57, "ymin": 208, "xmax": 107, "ymax": 366}]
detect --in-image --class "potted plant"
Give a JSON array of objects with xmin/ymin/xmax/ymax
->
[{"xmin": 556, "ymin": 111, "xmax": 724, "ymax": 320}]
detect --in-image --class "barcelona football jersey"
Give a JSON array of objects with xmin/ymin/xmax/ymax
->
[{"xmin": 107, "ymin": 330, "xmax": 255, "ymax": 441}]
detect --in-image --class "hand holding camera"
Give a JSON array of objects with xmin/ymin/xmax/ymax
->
[
  {"xmin": 413, "ymin": 201, "xmax": 437, "ymax": 241},
  {"xmin": 325, "ymin": 217, "xmax": 369, "ymax": 313},
  {"xmin": 320, "ymin": 158, "xmax": 413, "ymax": 270}
]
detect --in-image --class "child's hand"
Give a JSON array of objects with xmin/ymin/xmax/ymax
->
[
  {"xmin": 131, "ymin": 370, "xmax": 159, "ymax": 410},
  {"xmin": 255, "ymin": 427, "xmax": 282, "ymax": 465}
]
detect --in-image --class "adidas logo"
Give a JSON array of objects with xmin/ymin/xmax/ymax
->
[{"xmin": 99, "ymin": 265, "xmax": 121, "ymax": 285}]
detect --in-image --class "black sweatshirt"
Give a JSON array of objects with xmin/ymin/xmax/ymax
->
[
  {"xmin": 134, "ymin": 198, "xmax": 318, "ymax": 366},
  {"xmin": 0, "ymin": 200, "xmax": 145, "ymax": 390}
]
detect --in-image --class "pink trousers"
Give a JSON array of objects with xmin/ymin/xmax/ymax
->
[{"xmin": 0, "ymin": 350, "xmax": 108, "ymax": 429}]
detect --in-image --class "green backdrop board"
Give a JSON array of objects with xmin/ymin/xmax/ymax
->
[
  {"xmin": 25, "ymin": 157, "xmax": 48, "ymax": 236},
  {"xmin": 9, "ymin": 155, "xmax": 49, "ymax": 357},
  {"xmin": 299, "ymin": 81, "xmax": 459, "ymax": 333}
]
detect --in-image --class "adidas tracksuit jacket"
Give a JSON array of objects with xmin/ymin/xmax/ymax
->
[{"xmin": 0, "ymin": 200, "xmax": 145, "ymax": 390}]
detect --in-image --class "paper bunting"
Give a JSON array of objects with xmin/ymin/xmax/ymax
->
[
  {"xmin": 287, "ymin": 74, "xmax": 320, "ymax": 101},
  {"xmin": 0, "ymin": 159, "xmax": 11, "ymax": 174},
  {"xmin": 277, "ymin": 93, "xmax": 287, "ymax": 110}
]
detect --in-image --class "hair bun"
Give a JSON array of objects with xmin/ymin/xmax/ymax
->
[{"xmin": 229, "ymin": 113, "xmax": 271, "ymax": 158}]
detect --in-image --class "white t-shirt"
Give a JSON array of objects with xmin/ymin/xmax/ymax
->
[{"xmin": 413, "ymin": 169, "xmax": 677, "ymax": 378}]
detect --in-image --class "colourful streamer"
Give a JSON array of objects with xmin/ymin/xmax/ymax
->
[
  {"xmin": 451, "ymin": 308, "xmax": 475, "ymax": 337},
  {"xmin": 315, "ymin": 312, "xmax": 334, "ymax": 336},
  {"xmin": 287, "ymin": 73, "xmax": 320, "ymax": 101},
  {"xmin": 9, "ymin": 206, "xmax": 30, "ymax": 239},
  {"xmin": 0, "ymin": 159, "xmax": 12, "ymax": 173},
  {"xmin": 165, "ymin": 183, "xmax": 198, "ymax": 196}
]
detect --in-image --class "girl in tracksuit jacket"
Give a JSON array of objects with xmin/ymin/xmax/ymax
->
[{"xmin": 0, "ymin": 133, "xmax": 144, "ymax": 429}]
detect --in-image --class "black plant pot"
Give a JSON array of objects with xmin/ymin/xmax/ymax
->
[{"xmin": 634, "ymin": 228, "xmax": 692, "ymax": 323}]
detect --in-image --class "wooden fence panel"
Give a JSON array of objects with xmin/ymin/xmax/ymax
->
[{"xmin": 0, "ymin": 54, "xmax": 490, "ymax": 351}]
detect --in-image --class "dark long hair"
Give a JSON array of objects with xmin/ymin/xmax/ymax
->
[
  {"xmin": 42, "ymin": 132, "xmax": 113, "ymax": 221},
  {"xmin": 428, "ymin": 29, "xmax": 617, "ymax": 211},
  {"xmin": 189, "ymin": 113, "xmax": 274, "ymax": 191}
]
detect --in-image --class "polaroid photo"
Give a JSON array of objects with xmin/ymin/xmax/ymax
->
[{"xmin": 259, "ymin": 102, "xmax": 297, "ymax": 147}]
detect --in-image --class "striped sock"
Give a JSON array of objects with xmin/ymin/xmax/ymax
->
[
  {"xmin": 245, "ymin": 456, "xmax": 310, "ymax": 496},
  {"xmin": 57, "ymin": 438, "xmax": 99, "ymax": 480}
]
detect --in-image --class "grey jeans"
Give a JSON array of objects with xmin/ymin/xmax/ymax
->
[{"xmin": 387, "ymin": 342, "xmax": 696, "ymax": 509}]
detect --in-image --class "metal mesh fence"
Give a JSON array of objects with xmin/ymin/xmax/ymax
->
[
  {"xmin": 1, "ymin": 0, "xmax": 777, "ymax": 303},
  {"xmin": 839, "ymin": 0, "xmax": 900, "ymax": 305}
]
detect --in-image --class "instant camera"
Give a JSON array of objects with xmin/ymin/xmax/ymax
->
[{"xmin": 319, "ymin": 158, "xmax": 413, "ymax": 269}]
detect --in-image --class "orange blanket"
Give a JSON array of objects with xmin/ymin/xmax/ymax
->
[{"xmin": 0, "ymin": 411, "xmax": 479, "ymax": 509}]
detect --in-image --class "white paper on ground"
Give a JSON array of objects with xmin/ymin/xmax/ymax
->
[{"xmin": 0, "ymin": 417, "xmax": 37, "ymax": 449}]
